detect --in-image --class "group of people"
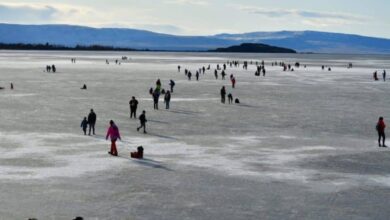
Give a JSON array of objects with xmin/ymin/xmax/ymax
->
[
  {"xmin": 373, "ymin": 70, "xmax": 387, "ymax": 81},
  {"xmin": 80, "ymin": 106, "xmax": 147, "ymax": 157},
  {"xmin": 76, "ymin": 57, "xmax": 389, "ymax": 158},
  {"xmin": 0, "ymin": 82, "xmax": 13, "ymax": 90},
  {"xmin": 80, "ymin": 109, "xmax": 97, "ymax": 136},
  {"xmin": 46, "ymin": 65, "xmax": 56, "ymax": 73},
  {"xmin": 149, "ymin": 79, "xmax": 174, "ymax": 110}
]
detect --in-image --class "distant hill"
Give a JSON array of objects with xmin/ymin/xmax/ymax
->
[
  {"xmin": 0, "ymin": 23, "xmax": 234, "ymax": 51},
  {"xmin": 214, "ymin": 31, "xmax": 390, "ymax": 54},
  {"xmin": 0, "ymin": 24, "xmax": 390, "ymax": 54},
  {"xmin": 210, "ymin": 43, "xmax": 296, "ymax": 53}
]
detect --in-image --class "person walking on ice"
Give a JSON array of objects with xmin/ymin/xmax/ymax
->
[
  {"xmin": 106, "ymin": 120, "xmax": 121, "ymax": 156},
  {"xmin": 80, "ymin": 117, "xmax": 88, "ymax": 135},
  {"xmin": 88, "ymin": 109, "xmax": 97, "ymax": 135},
  {"xmin": 228, "ymin": 93, "xmax": 233, "ymax": 104},
  {"xmin": 129, "ymin": 96, "xmax": 139, "ymax": 119},
  {"xmin": 231, "ymin": 77, "xmax": 236, "ymax": 88},
  {"xmin": 164, "ymin": 91, "xmax": 171, "ymax": 109},
  {"xmin": 220, "ymin": 86, "xmax": 226, "ymax": 104},
  {"xmin": 169, "ymin": 79, "xmax": 175, "ymax": 93},
  {"xmin": 137, "ymin": 111, "xmax": 147, "ymax": 134},
  {"xmin": 153, "ymin": 90, "xmax": 160, "ymax": 110},
  {"xmin": 376, "ymin": 117, "xmax": 387, "ymax": 147}
]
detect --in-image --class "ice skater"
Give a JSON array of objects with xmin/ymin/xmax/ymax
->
[
  {"xmin": 383, "ymin": 70, "xmax": 387, "ymax": 81},
  {"xmin": 137, "ymin": 110, "xmax": 147, "ymax": 134},
  {"xmin": 220, "ymin": 86, "xmax": 226, "ymax": 104},
  {"xmin": 88, "ymin": 109, "xmax": 97, "ymax": 135},
  {"xmin": 106, "ymin": 120, "xmax": 121, "ymax": 156},
  {"xmin": 80, "ymin": 117, "xmax": 88, "ymax": 135},
  {"xmin": 10, "ymin": 83, "xmax": 13, "ymax": 90},
  {"xmin": 164, "ymin": 90, "xmax": 171, "ymax": 109},
  {"xmin": 376, "ymin": 117, "xmax": 387, "ymax": 147},
  {"xmin": 80, "ymin": 84, "xmax": 87, "ymax": 90},
  {"xmin": 129, "ymin": 96, "xmax": 139, "ymax": 118}
]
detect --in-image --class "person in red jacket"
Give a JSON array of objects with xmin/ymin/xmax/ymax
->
[
  {"xmin": 106, "ymin": 120, "xmax": 121, "ymax": 156},
  {"xmin": 231, "ymin": 77, "xmax": 236, "ymax": 88},
  {"xmin": 376, "ymin": 117, "xmax": 386, "ymax": 147}
]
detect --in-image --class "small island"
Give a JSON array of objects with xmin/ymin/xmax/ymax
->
[{"xmin": 210, "ymin": 43, "xmax": 297, "ymax": 53}]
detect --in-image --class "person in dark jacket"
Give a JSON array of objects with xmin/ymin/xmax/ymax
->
[
  {"xmin": 169, "ymin": 79, "xmax": 175, "ymax": 93},
  {"xmin": 221, "ymin": 70, "xmax": 226, "ymax": 80},
  {"xmin": 383, "ymin": 70, "xmax": 387, "ymax": 82},
  {"xmin": 164, "ymin": 91, "xmax": 171, "ymax": 109},
  {"xmin": 153, "ymin": 91, "xmax": 160, "ymax": 110},
  {"xmin": 374, "ymin": 71, "xmax": 379, "ymax": 81},
  {"xmin": 220, "ymin": 86, "xmax": 226, "ymax": 104},
  {"xmin": 376, "ymin": 117, "xmax": 387, "ymax": 147},
  {"xmin": 129, "ymin": 96, "xmax": 139, "ymax": 118},
  {"xmin": 137, "ymin": 110, "xmax": 147, "ymax": 134},
  {"xmin": 87, "ymin": 109, "xmax": 97, "ymax": 135},
  {"xmin": 228, "ymin": 93, "xmax": 233, "ymax": 104},
  {"xmin": 80, "ymin": 117, "xmax": 88, "ymax": 135}
]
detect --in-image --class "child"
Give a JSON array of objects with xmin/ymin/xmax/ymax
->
[
  {"xmin": 80, "ymin": 117, "xmax": 88, "ymax": 135},
  {"xmin": 131, "ymin": 146, "xmax": 144, "ymax": 159}
]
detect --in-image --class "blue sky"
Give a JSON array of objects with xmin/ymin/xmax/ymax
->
[{"xmin": 0, "ymin": 0, "xmax": 389, "ymax": 38}]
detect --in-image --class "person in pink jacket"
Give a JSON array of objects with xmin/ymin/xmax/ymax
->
[{"xmin": 106, "ymin": 120, "xmax": 121, "ymax": 156}]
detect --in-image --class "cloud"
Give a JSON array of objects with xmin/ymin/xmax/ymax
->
[
  {"xmin": 0, "ymin": 2, "xmax": 97, "ymax": 24},
  {"xmin": 164, "ymin": 0, "xmax": 209, "ymax": 6},
  {"xmin": 0, "ymin": 4, "xmax": 58, "ymax": 22},
  {"xmin": 236, "ymin": 5, "xmax": 366, "ymax": 25},
  {"xmin": 133, "ymin": 24, "xmax": 187, "ymax": 34},
  {"xmin": 97, "ymin": 22, "xmax": 188, "ymax": 35}
]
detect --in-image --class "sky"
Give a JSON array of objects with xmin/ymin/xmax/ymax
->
[{"xmin": 0, "ymin": 0, "xmax": 389, "ymax": 38}]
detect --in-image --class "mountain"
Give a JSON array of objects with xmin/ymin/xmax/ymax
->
[
  {"xmin": 214, "ymin": 31, "xmax": 390, "ymax": 54},
  {"xmin": 0, "ymin": 23, "xmax": 234, "ymax": 51},
  {"xmin": 0, "ymin": 24, "xmax": 390, "ymax": 54},
  {"xmin": 210, "ymin": 43, "xmax": 296, "ymax": 53}
]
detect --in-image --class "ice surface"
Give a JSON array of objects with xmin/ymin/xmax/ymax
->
[{"xmin": 1, "ymin": 51, "xmax": 390, "ymax": 219}]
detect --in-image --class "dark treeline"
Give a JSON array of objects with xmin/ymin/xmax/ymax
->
[
  {"xmin": 210, "ymin": 43, "xmax": 297, "ymax": 54},
  {"xmin": 0, "ymin": 43, "xmax": 147, "ymax": 51}
]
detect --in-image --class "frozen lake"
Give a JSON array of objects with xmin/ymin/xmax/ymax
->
[{"xmin": 1, "ymin": 50, "xmax": 390, "ymax": 219}]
